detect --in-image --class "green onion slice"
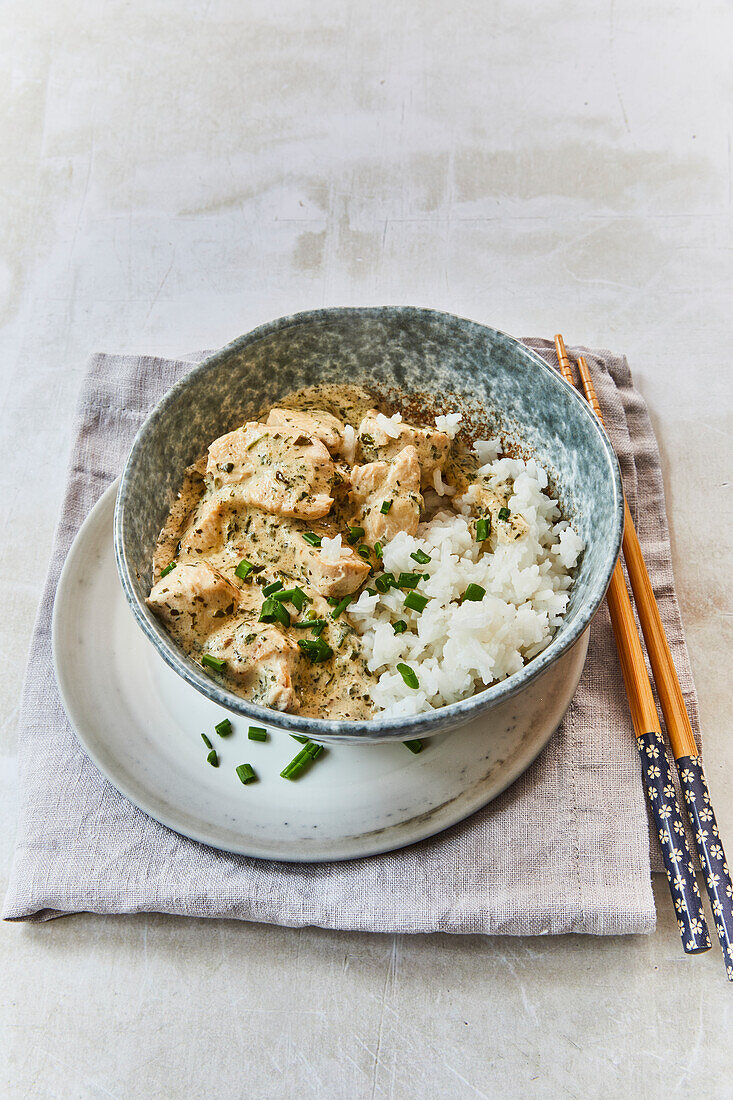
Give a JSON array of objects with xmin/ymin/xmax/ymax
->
[
  {"xmin": 236, "ymin": 763, "xmax": 257, "ymax": 784},
  {"xmin": 206, "ymin": 749, "xmax": 219, "ymax": 767},
  {"xmin": 397, "ymin": 572, "xmax": 422, "ymax": 589},
  {"xmin": 356, "ymin": 544, "xmax": 371, "ymax": 560},
  {"xmin": 297, "ymin": 638, "xmax": 334, "ymax": 663},
  {"xmin": 160, "ymin": 561, "xmax": 176, "ymax": 578},
  {"xmin": 201, "ymin": 733, "xmax": 213, "ymax": 749},
  {"xmin": 263, "ymin": 579, "xmax": 284, "ymax": 596},
  {"xmin": 330, "ymin": 595, "xmax": 352, "ymax": 619},
  {"xmin": 302, "ymin": 531, "xmax": 322, "ymax": 547},
  {"xmin": 397, "ymin": 663, "xmax": 419, "ymax": 689},
  {"xmin": 380, "ymin": 500, "xmax": 393, "ymax": 514},
  {"xmin": 392, "ymin": 620, "xmax": 407, "ymax": 634},
  {"xmin": 464, "ymin": 583, "xmax": 486, "ymax": 602},
  {"xmin": 215, "ymin": 718, "xmax": 233, "ymax": 737},
  {"xmin": 374, "ymin": 573, "xmax": 394, "ymax": 593},
  {"xmin": 498, "ymin": 507, "xmax": 510, "ymax": 522},
  {"xmin": 202, "ymin": 654, "xmax": 226, "ymax": 671},
  {"xmin": 410, "ymin": 549, "xmax": 431, "ymax": 564},
  {"xmin": 476, "ymin": 515, "xmax": 490, "ymax": 542},
  {"xmin": 273, "ymin": 586, "xmax": 308, "ymax": 611},
  {"xmin": 248, "ymin": 726, "xmax": 267, "ymax": 742},
  {"xmin": 234, "ymin": 559, "xmax": 255, "ymax": 581},
  {"xmin": 374, "ymin": 541, "xmax": 383, "ymax": 559},
  {"xmin": 347, "ymin": 525, "xmax": 365, "ymax": 545},
  {"xmin": 404, "ymin": 592, "xmax": 429, "ymax": 613},
  {"xmin": 404, "ymin": 739, "xmax": 423, "ymax": 754},
  {"xmin": 259, "ymin": 597, "xmax": 291, "ymax": 627},
  {"xmin": 280, "ymin": 741, "xmax": 325, "ymax": 780}
]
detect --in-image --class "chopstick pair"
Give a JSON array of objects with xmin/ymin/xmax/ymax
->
[{"xmin": 554, "ymin": 335, "xmax": 733, "ymax": 978}]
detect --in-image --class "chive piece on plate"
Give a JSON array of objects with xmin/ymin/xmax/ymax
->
[
  {"xmin": 404, "ymin": 592, "xmax": 429, "ymax": 613},
  {"xmin": 290, "ymin": 734, "xmax": 310, "ymax": 744},
  {"xmin": 476, "ymin": 515, "xmax": 490, "ymax": 542},
  {"xmin": 280, "ymin": 741, "xmax": 324, "ymax": 780},
  {"xmin": 235, "ymin": 559, "xmax": 255, "ymax": 581},
  {"xmin": 263, "ymin": 579, "xmax": 284, "ymax": 596},
  {"xmin": 374, "ymin": 541, "xmax": 383, "ymax": 559},
  {"xmin": 374, "ymin": 573, "xmax": 393, "ymax": 594},
  {"xmin": 396, "ymin": 662, "xmax": 419, "ymax": 689},
  {"xmin": 302, "ymin": 531, "xmax": 322, "ymax": 547},
  {"xmin": 397, "ymin": 572, "xmax": 422, "ymax": 590},
  {"xmin": 347, "ymin": 525, "xmax": 364, "ymax": 545},
  {"xmin": 202, "ymin": 654, "xmax": 226, "ymax": 671},
  {"xmin": 297, "ymin": 638, "xmax": 334, "ymax": 663},
  {"xmin": 259, "ymin": 597, "xmax": 291, "ymax": 627},
  {"xmin": 236, "ymin": 763, "xmax": 257, "ymax": 784},
  {"xmin": 498, "ymin": 507, "xmax": 510, "ymax": 522},
  {"xmin": 248, "ymin": 726, "xmax": 267, "ymax": 742},
  {"xmin": 392, "ymin": 620, "xmax": 407, "ymax": 634},
  {"xmin": 201, "ymin": 732, "xmax": 213, "ymax": 749},
  {"xmin": 380, "ymin": 500, "xmax": 392, "ymax": 514},
  {"xmin": 160, "ymin": 561, "xmax": 176, "ymax": 578},
  {"xmin": 410, "ymin": 549, "xmax": 431, "ymax": 565},
  {"xmin": 404, "ymin": 738, "xmax": 423, "ymax": 754},
  {"xmin": 356, "ymin": 544, "xmax": 371, "ymax": 560},
  {"xmin": 215, "ymin": 718, "xmax": 233, "ymax": 737},
  {"xmin": 330, "ymin": 595, "xmax": 352, "ymax": 620},
  {"xmin": 464, "ymin": 583, "xmax": 486, "ymax": 602},
  {"xmin": 206, "ymin": 749, "xmax": 219, "ymax": 767}
]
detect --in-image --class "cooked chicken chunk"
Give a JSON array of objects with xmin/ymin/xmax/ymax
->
[
  {"xmin": 205, "ymin": 621, "xmax": 300, "ymax": 712},
  {"xmin": 457, "ymin": 482, "xmax": 530, "ymax": 544},
  {"xmin": 267, "ymin": 407, "xmax": 345, "ymax": 455},
  {"xmin": 357, "ymin": 411, "xmax": 451, "ymax": 487},
  {"xmin": 349, "ymin": 445, "xmax": 423, "ymax": 542},
  {"xmin": 299, "ymin": 542, "xmax": 371, "ymax": 598},
  {"xmin": 207, "ymin": 422, "xmax": 335, "ymax": 520},
  {"xmin": 147, "ymin": 561, "xmax": 242, "ymax": 647},
  {"xmin": 180, "ymin": 496, "xmax": 232, "ymax": 552}
]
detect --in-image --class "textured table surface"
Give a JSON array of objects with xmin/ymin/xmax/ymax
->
[{"xmin": 2, "ymin": 1, "xmax": 732, "ymax": 1096}]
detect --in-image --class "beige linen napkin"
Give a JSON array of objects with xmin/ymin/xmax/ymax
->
[{"xmin": 3, "ymin": 339, "xmax": 699, "ymax": 933}]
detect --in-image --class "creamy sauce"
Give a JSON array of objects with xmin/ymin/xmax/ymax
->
[{"xmin": 148, "ymin": 384, "xmax": 513, "ymax": 720}]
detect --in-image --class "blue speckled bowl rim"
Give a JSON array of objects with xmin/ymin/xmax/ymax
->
[{"xmin": 114, "ymin": 306, "xmax": 624, "ymax": 740}]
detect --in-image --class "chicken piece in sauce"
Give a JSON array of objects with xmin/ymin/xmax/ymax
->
[
  {"xmin": 266, "ymin": 407, "xmax": 345, "ymax": 456},
  {"xmin": 349, "ymin": 445, "xmax": 423, "ymax": 543},
  {"xmin": 357, "ymin": 411, "xmax": 451, "ymax": 488},
  {"xmin": 204, "ymin": 620, "xmax": 300, "ymax": 712},
  {"xmin": 147, "ymin": 561, "xmax": 242, "ymax": 647},
  {"xmin": 207, "ymin": 422, "xmax": 335, "ymax": 520}
]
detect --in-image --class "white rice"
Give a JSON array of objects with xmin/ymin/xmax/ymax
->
[{"xmin": 349, "ymin": 450, "xmax": 584, "ymax": 718}]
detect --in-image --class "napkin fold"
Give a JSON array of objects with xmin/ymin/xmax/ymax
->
[{"xmin": 3, "ymin": 339, "xmax": 701, "ymax": 934}]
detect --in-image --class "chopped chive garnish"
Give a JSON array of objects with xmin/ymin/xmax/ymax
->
[
  {"xmin": 297, "ymin": 638, "xmax": 334, "ymax": 663},
  {"xmin": 206, "ymin": 749, "xmax": 219, "ymax": 767},
  {"xmin": 498, "ymin": 507, "xmax": 510, "ymax": 521},
  {"xmin": 356, "ymin": 544, "xmax": 371, "ymax": 560},
  {"xmin": 293, "ymin": 617, "xmax": 326, "ymax": 631},
  {"xmin": 302, "ymin": 531, "xmax": 322, "ymax": 547},
  {"xmin": 311, "ymin": 620, "xmax": 326, "ymax": 636},
  {"xmin": 330, "ymin": 595, "xmax": 352, "ymax": 619},
  {"xmin": 404, "ymin": 592, "xmax": 429, "ymax": 613},
  {"xmin": 397, "ymin": 663, "xmax": 419, "ymax": 689},
  {"xmin": 374, "ymin": 541, "xmax": 383, "ymax": 559},
  {"xmin": 235, "ymin": 559, "xmax": 255, "ymax": 581},
  {"xmin": 327, "ymin": 596, "xmax": 339, "ymax": 606},
  {"xmin": 410, "ymin": 549, "xmax": 431, "ymax": 565},
  {"xmin": 464, "ymin": 583, "xmax": 486, "ymax": 602},
  {"xmin": 404, "ymin": 739, "xmax": 423, "ymax": 754},
  {"xmin": 202, "ymin": 654, "xmax": 226, "ymax": 671},
  {"xmin": 160, "ymin": 561, "xmax": 176, "ymax": 578},
  {"xmin": 248, "ymin": 726, "xmax": 267, "ymax": 742},
  {"xmin": 380, "ymin": 500, "xmax": 393, "ymax": 514},
  {"xmin": 273, "ymin": 586, "xmax": 308, "ymax": 611},
  {"xmin": 236, "ymin": 763, "xmax": 257, "ymax": 784},
  {"xmin": 259, "ymin": 597, "xmax": 291, "ymax": 627},
  {"xmin": 397, "ymin": 572, "xmax": 422, "ymax": 589},
  {"xmin": 476, "ymin": 515, "xmax": 490, "ymax": 542},
  {"xmin": 347, "ymin": 525, "xmax": 365, "ymax": 545},
  {"xmin": 280, "ymin": 741, "xmax": 324, "ymax": 780},
  {"xmin": 366, "ymin": 588, "xmax": 377, "ymax": 596},
  {"xmin": 393, "ymin": 620, "xmax": 407, "ymax": 634},
  {"xmin": 201, "ymin": 733, "xmax": 213, "ymax": 749},
  {"xmin": 290, "ymin": 734, "xmax": 310, "ymax": 744},
  {"xmin": 374, "ymin": 573, "xmax": 394, "ymax": 593},
  {"xmin": 263, "ymin": 579, "xmax": 283, "ymax": 596},
  {"xmin": 215, "ymin": 718, "xmax": 233, "ymax": 737}
]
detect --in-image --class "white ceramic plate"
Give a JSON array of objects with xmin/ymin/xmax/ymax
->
[{"xmin": 52, "ymin": 482, "xmax": 584, "ymax": 862}]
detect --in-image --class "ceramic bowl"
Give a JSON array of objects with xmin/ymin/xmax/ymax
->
[{"xmin": 114, "ymin": 307, "xmax": 623, "ymax": 745}]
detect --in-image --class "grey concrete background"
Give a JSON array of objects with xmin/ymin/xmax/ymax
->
[{"xmin": 1, "ymin": 1, "xmax": 731, "ymax": 1096}]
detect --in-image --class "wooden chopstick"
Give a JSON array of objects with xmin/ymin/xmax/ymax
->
[
  {"xmin": 554, "ymin": 335, "xmax": 711, "ymax": 956},
  {"xmin": 561, "ymin": 338, "xmax": 733, "ymax": 979}
]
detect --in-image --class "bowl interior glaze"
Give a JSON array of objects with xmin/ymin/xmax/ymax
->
[{"xmin": 114, "ymin": 307, "xmax": 623, "ymax": 741}]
